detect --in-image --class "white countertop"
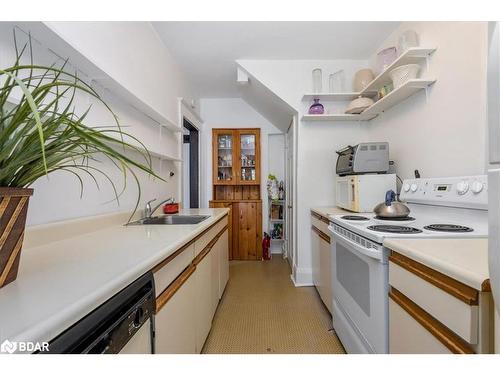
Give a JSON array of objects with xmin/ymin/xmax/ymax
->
[
  {"xmin": 311, "ymin": 206, "xmax": 349, "ymax": 218},
  {"xmin": 383, "ymin": 238, "xmax": 489, "ymax": 291},
  {"xmin": 0, "ymin": 208, "xmax": 229, "ymax": 346}
]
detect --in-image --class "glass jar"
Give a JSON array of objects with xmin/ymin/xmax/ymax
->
[{"xmin": 312, "ymin": 68, "xmax": 322, "ymax": 93}]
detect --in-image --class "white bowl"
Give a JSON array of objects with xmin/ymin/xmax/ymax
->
[
  {"xmin": 389, "ymin": 64, "xmax": 420, "ymax": 89},
  {"xmin": 345, "ymin": 96, "xmax": 374, "ymax": 114}
]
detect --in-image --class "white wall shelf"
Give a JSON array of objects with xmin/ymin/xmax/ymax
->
[
  {"xmin": 302, "ymin": 78, "xmax": 436, "ymax": 122},
  {"xmin": 92, "ymin": 78, "xmax": 182, "ymax": 133},
  {"xmin": 148, "ymin": 149, "xmax": 183, "ymax": 162},
  {"xmin": 302, "ymin": 113, "xmax": 375, "ymax": 121},
  {"xmin": 302, "ymin": 92, "xmax": 377, "ymax": 102},
  {"xmin": 360, "ymin": 47, "xmax": 436, "ymax": 94},
  {"xmin": 362, "ymin": 78, "xmax": 436, "ymax": 117}
]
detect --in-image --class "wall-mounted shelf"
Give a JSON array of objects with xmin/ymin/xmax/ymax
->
[
  {"xmin": 302, "ymin": 92, "xmax": 376, "ymax": 101},
  {"xmin": 360, "ymin": 47, "xmax": 436, "ymax": 94},
  {"xmin": 302, "ymin": 113, "xmax": 375, "ymax": 121},
  {"xmin": 302, "ymin": 78, "xmax": 436, "ymax": 122},
  {"xmin": 362, "ymin": 78, "xmax": 436, "ymax": 117},
  {"xmin": 148, "ymin": 149, "xmax": 182, "ymax": 162},
  {"xmin": 92, "ymin": 77, "xmax": 182, "ymax": 133}
]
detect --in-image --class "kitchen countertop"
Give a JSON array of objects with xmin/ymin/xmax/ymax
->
[
  {"xmin": 384, "ymin": 238, "xmax": 489, "ymax": 291},
  {"xmin": 0, "ymin": 208, "xmax": 229, "ymax": 346},
  {"xmin": 311, "ymin": 206, "xmax": 350, "ymax": 219}
]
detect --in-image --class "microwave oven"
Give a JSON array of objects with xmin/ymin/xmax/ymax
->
[{"xmin": 336, "ymin": 174, "xmax": 397, "ymax": 212}]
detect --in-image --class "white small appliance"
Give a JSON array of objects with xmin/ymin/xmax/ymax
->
[
  {"xmin": 336, "ymin": 174, "xmax": 396, "ymax": 213},
  {"xmin": 328, "ymin": 175, "xmax": 488, "ymax": 354}
]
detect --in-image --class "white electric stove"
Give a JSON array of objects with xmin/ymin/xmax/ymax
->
[{"xmin": 327, "ymin": 175, "xmax": 488, "ymax": 354}]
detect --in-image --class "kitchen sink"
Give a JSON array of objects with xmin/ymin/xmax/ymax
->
[{"xmin": 127, "ymin": 215, "xmax": 210, "ymax": 225}]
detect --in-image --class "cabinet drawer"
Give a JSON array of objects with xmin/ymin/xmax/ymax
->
[
  {"xmin": 194, "ymin": 216, "xmax": 227, "ymax": 257},
  {"xmin": 389, "ymin": 252, "xmax": 479, "ymax": 344},
  {"xmin": 153, "ymin": 243, "xmax": 195, "ymax": 297},
  {"xmin": 389, "ymin": 295, "xmax": 453, "ymax": 354},
  {"xmin": 311, "ymin": 212, "xmax": 330, "ymax": 235}
]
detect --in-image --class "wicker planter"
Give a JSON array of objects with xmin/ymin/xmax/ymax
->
[{"xmin": 0, "ymin": 187, "xmax": 33, "ymax": 288}]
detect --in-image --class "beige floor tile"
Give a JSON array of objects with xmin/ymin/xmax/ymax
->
[{"xmin": 202, "ymin": 257, "xmax": 345, "ymax": 354}]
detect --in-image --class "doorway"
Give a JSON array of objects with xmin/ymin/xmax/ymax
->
[
  {"xmin": 182, "ymin": 118, "xmax": 200, "ymax": 208},
  {"xmin": 285, "ymin": 118, "xmax": 295, "ymax": 268}
]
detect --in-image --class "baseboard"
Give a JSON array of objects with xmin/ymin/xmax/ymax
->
[{"xmin": 290, "ymin": 265, "xmax": 313, "ymax": 287}]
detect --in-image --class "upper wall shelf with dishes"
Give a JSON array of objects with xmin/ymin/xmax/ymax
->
[
  {"xmin": 301, "ymin": 47, "xmax": 437, "ymax": 122},
  {"xmin": 302, "ymin": 78, "xmax": 436, "ymax": 122}
]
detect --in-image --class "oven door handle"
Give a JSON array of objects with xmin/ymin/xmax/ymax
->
[{"xmin": 328, "ymin": 225, "xmax": 383, "ymax": 261}]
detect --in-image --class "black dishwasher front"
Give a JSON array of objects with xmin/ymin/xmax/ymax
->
[{"xmin": 39, "ymin": 272, "xmax": 155, "ymax": 354}]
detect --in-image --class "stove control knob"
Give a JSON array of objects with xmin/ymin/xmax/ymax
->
[
  {"xmin": 456, "ymin": 181, "xmax": 469, "ymax": 195},
  {"xmin": 471, "ymin": 181, "xmax": 484, "ymax": 194},
  {"xmin": 410, "ymin": 183, "xmax": 418, "ymax": 192},
  {"xmin": 403, "ymin": 183, "xmax": 411, "ymax": 192}
]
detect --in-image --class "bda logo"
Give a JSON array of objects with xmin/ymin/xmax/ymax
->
[{"xmin": 1, "ymin": 339, "xmax": 17, "ymax": 354}]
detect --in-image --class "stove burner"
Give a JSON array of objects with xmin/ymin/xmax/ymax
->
[
  {"xmin": 374, "ymin": 216, "xmax": 415, "ymax": 221},
  {"xmin": 341, "ymin": 215, "xmax": 370, "ymax": 221},
  {"xmin": 424, "ymin": 224, "xmax": 473, "ymax": 233},
  {"xmin": 367, "ymin": 225, "xmax": 423, "ymax": 234}
]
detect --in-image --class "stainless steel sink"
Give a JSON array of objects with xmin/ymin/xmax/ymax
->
[{"xmin": 127, "ymin": 215, "xmax": 210, "ymax": 226}]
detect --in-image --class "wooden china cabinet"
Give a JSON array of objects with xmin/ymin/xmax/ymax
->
[{"xmin": 209, "ymin": 128, "xmax": 262, "ymax": 260}]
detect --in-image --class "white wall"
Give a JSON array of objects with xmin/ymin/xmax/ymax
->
[
  {"xmin": 268, "ymin": 134, "xmax": 285, "ymax": 181},
  {"xmin": 199, "ymin": 98, "xmax": 283, "ymax": 234},
  {"xmin": 0, "ymin": 22, "xmax": 197, "ymax": 226},
  {"xmin": 238, "ymin": 59, "xmax": 369, "ymax": 284},
  {"xmin": 367, "ymin": 21, "xmax": 488, "ymax": 179},
  {"xmin": 238, "ymin": 23, "xmax": 489, "ymax": 284}
]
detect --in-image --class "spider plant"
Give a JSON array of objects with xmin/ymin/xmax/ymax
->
[{"xmin": 0, "ymin": 32, "xmax": 163, "ymax": 222}]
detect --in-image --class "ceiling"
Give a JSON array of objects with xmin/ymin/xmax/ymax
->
[{"xmin": 152, "ymin": 21, "xmax": 399, "ymax": 98}]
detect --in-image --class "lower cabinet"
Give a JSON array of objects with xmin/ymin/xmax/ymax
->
[
  {"xmin": 311, "ymin": 216, "xmax": 332, "ymax": 314},
  {"xmin": 153, "ymin": 217, "xmax": 230, "ymax": 354},
  {"xmin": 218, "ymin": 230, "xmax": 230, "ymax": 298},
  {"xmin": 210, "ymin": 200, "xmax": 262, "ymax": 260},
  {"xmin": 388, "ymin": 250, "xmax": 493, "ymax": 354},
  {"xmin": 155, "ymin": 266, "xmax": 197, "ymax": 354},
  {"xmin": 195, "ymin": 251, "xmax": 214, "ymax": 352}
]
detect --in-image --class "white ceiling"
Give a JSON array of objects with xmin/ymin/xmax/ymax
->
[{"xmin": 152, "ymin": 21, "xmax": 399, "ymax": 98}]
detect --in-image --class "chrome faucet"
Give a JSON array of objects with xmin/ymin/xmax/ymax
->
[{"xmin": 144, "ymin": 197, "xmax": 174, "ymax": 219}]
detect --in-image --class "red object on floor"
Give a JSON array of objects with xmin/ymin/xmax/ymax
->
[
  {"xmin": 163, "ymin": 203, "xmax": 179, "ymax": 214},
  {"xmin": 262, "ymin": 233, "xmax": 271, "ymax": 260}
]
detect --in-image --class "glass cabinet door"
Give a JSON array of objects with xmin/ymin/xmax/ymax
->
[
  {"xmin": 238, "ymin": 130, "xmax": 260, "ymax": 184},
  {"xmin": 214, "ymin": 131, "xmax": 235, "ymax": 184}
]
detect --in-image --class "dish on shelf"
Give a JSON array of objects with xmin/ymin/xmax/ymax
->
[
  {"xmin": 345, "ymin": 96, "xmax": 375, "ymax": 114},
  {"xmin": 375, "ymin": 47, "xmax": 398, "ymax": 75},
  {"xmin": 353, "ymin": 69, "xmax": 375, "ymax": 92},
  {"xmin": 389, "ymin": 64, "xmax": 421, "ymax": 89}
]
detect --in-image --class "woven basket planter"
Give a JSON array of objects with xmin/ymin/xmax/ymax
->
[{"xmin": 0, "ymin": 187, "xmax": 33, "ymax": 288}]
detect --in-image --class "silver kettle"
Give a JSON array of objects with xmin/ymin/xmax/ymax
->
[{"xmin": 373, "ymin": 190, "xmax": 410, "ymax": 218}]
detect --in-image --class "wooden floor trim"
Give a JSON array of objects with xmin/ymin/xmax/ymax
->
[
  {"xmin": 389, "ymin": 251, "xmax": 479, "ymax": 305},
  {"xmin": 389, "ymin": 287, "xmax": 475, "ymax": 354}
]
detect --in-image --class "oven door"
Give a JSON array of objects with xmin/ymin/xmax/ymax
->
[{"xmin": 329, "ymin": 224, "xmax": 388, "ymax": 354}]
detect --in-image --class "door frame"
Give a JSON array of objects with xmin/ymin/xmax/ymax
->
[
  {"xmin": 179, "ymin": 98, "xmax": 203, "ymax": 208},
  {"xmin": 285, "ymin": 116, "xmax": 297, "ymax": 272}
]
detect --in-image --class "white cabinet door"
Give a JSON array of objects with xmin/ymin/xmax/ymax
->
[
  {"xmin": 218, "ymin": 230, "xmax": 229, "ymax": 298},
  {"xmin": 210, "ymin": 242, "xmax": 220, "ymax": 317},
  {"xmin": 195, "ymin": 253, "xmax": 213, "ymax": 353},
  {"xmin": 311, "ymin": 227, "xmax": 320, "ymax": 288},
  {"xmin": 389, "ymin": 297, "xmax": 452, "ymax": 354},
  {"xmin": 155, "ymin": 272, "xmax": 196, "ymax": 354},
  {"xmin": 319, "ymin": 235, "xmax": 332, "ymax": 314}
]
